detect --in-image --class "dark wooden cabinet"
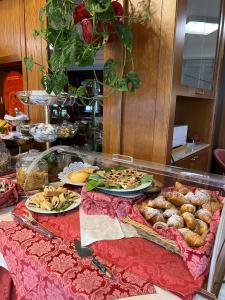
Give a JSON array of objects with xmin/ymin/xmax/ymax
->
[{"xmin": 175, "ymin": 147, "xmax": 210, "ymax": 172}]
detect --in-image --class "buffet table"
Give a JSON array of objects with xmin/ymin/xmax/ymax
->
[{"xmin": 0, "ymin": 200, "xmax": 209, "ymax": 300}]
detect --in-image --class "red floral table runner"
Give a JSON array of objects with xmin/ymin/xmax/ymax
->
[
  {"xmin": 3, "ymin": 201, "xmax": 207, "ymax": 299},
  {"xmin": 0, "ymin": 213, "xmax": 155, "ymax": 300}
]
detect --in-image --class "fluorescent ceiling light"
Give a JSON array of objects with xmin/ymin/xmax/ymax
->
[{"xmin": 185, "ymin": 21, "xmax": 218, "ymax": 35}]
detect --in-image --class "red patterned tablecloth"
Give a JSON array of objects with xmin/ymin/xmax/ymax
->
[
  {"xmin": 0, "ymin": 201, "xmax": 206, "ymax": 299},
  {"xmin": 0, "ymin": 203, "xmax": 155, "ymax": 300}
]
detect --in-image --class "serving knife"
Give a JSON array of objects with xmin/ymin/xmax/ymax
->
[{"xmin": 12, "ymin": 212, "xmax": 55, "ymax": 239}]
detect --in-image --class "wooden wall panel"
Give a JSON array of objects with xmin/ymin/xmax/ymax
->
[
  {"xmin": 152, "ymin": 0, "xmax": 177, "ymax": 164},
  {"xmin": 0, "ymin": 0, "xmax": 23, "ymax": 62},
  {"xmin": 103, "ymin": 0, "xmax": 177, "ymax": 163},
  {"xmin": 120, "ymin": 0, "xmax": 162, "ymax": 161},
  {"xmin": 23, "ymin": 0, "xmax": 47, "ymax": 123}
]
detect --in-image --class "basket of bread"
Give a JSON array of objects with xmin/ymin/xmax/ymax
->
[
  {"xmin": 0, "ymin": 179, "xmax": 21, "ymax": 209},
  {"xmin": 125, "ymin": 182, "xmax": 223, "ymax": 251}
]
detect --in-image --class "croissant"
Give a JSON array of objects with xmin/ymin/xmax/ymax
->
[
  {"xmin": 142, "ymin": 207, "xmax": 160, "ymax": 221},
  {"xmin": 195, "ymin": 209, "xmax": 212, "ymax": 224},
  {"xmin": 167, "ymin": 215, "xmax": 184, "ymax": 229},
  {"xmin": 190, "ymin": 189, "xmax": 210, "ymax": 206},
  {"xmin": 180, "ymin": 203, "xmax": 196, "ymax": 214},
  {"xmin": 202, "ymin": 197, "xmax": 222, "ymax": 214},
  {"xmin": 150, "ymin": 213, "xmax": 166, "ymax": 225},
  {"xmin": 163, "ymin": 191, "xmax": 190, "ymax": 206},
  {"xmin": 195, "ymin": 219, "xmax": 208, "ymax": 236},
  {"xmin": 182, "ymin": 212, "xmax": 198, "ymax": 231},
  {"xmin": 163, "ymin": 207, "xmax": 179, "ymax": 218},
  {"xmin": 175, "ymin": 182, "xmax": 189, "ymax": 195},
  {"xmin": 137, "ymin": 201, "xmax": 150, "ymax": 213},
  {"xmin": 179, "ymin": 228, "xmax": 206, "ymax": 248},
  {"xmin": 147, "ymin": 195, "xmax": 173, "ymax": 209}
]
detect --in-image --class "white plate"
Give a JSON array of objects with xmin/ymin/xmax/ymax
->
[
  {"xmin": 25, "ymin": 196, "xmax": 81, "ymax": 214},
  {"xmin": 97, "ymin": 181, "xmax": 152, "ymax": 193},
  {"xmin": 58, "ymin": 162, "xmax": 99, "ymax": 186}
]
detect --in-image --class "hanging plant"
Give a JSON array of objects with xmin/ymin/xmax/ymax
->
[{"xmin": 24, "ymin": 0, "xmax": 151, "ymax": 105}]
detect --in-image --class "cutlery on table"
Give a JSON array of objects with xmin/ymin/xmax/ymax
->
[
  {"xmin": 12, "ymin": 209, "xmax": 55, "ymax": 239},
  {"xmin": 74, "ymin": 239, "xmax": 114, "ymax": 280}
]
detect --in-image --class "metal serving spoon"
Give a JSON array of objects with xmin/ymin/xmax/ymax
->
[{"xmin": 74, "ymin": 240, "xmax": 114, "ymax": 280}]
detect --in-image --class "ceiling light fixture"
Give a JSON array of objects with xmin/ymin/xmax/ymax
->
[{"xmin": 185, "ymin": 21, "xmax": 218, "ymax": 35}]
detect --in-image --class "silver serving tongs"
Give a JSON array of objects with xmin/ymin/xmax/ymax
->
[{"xmin": 12, "ymin": 209, "xmax": 55, "ymax": 239}]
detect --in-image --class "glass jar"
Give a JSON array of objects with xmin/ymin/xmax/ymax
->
[
  {"xmin": 0, "ymin": 141, "xmax": 11, "ymax": 175},
  {"xmin": 16, "ymin": 150, "xmax": 48, "ymax": 191}
]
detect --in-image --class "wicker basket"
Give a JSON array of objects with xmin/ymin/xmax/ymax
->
[{"xmin": 123, "ymin": 216, "xmax": 181, "ymax": 255}]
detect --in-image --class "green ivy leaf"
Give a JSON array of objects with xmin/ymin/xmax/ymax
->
[
  {"xmin": 126, "ymin": 70, "xmax": 141, "ymax": 93},
  {"xmin": 79, "ymin": 46, "xmax": 96, "ymax": 67},
  {"xmin": 141, "ymin": 175, "xmax": 153, "ymax": 184},
  {"xmin": 117, "ymin": 24, "xmax": 132, "ymax": 52},
  {"xmin": 103, "ymin": 59, "xmax": 116, "ymax": 85},
  {"xmin": 24, "ymin": 56, "xmax": 34, "ymax": 72},
  {"xmin": 86, "ymin": 179, "xmax": 100, "ymax": 191},
  {"xmin": 84, "ymin": 0, "xmax": 112, "ymax": 14}
]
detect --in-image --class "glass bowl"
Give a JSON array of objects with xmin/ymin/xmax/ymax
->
[
  {"xmin": 16, "ymin": 90, "xmax": 76, "ymax": 106},
  {"xmin": 29, "ymin": 123, "xmax": 58, "ymax": 142},
  {"xmin": 56, "ymin": 122, "xmax": 79, "ymax": 139}
]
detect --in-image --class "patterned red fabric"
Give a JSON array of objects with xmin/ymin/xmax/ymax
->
[
  {"xmin": 81, "ymin": 186, "xmax": 135, "ymax": 219},
  {"xmin": 0, "ymin": 179, "xmax": 22, "ymax": 209},
  {"xmin": 81, "ymin": 186, "xmax": 223, "ymax": 279},
  {"xmin": 9, "ymin": 202, "xmax": 206, "ymax": 299},
  {"xmin": 0, "ymin": 267, "xmax": 17, "ymax": 300},
  {"xmin": 0, "ymin": 206, "xmax": 155, "ymax": 300}
]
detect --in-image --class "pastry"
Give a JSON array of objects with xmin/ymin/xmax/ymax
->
[
  {"xmin": 153, "ymin": 222, "xmax": 168, "ymax": 229},
  {"xmin": 150, "ymin": 213, "xmax": 165, "ymax": 225},
  {"xmin": 142, "ymin": 207, "xmax": 160, "ymax": 221},
  {"xmin": 182, "ymin": 212, "xmax": 198, "ymax": 231},
  {"xmin": 184, "ymin": 191, "xmax": 196, "ymax": 203},
  {"xmin": 68, "ymin": 171, "xmax": 89, "ymax": 183},
  {"xmin": 175, "ymin": 182, "xmax": 189, "ymax": 195},
  {"xmin": 195, "ymin": 219, "xmax": 208, "ymax": 236},
  {"xmin": 147, "ymin": 195, "xmax": 173, "ymax": 209},
  {"xmin": 202, "ymin": 197, "xmax": 222, "ymax": 214},
  {"xmin": 191, "ymin": 189, "xmax": 210, "ymax": 206},
  {"xmin": 167, "ymin": 215, "xmax": 184, "ymax": 229},
  {"xmin": 180, "ymin": 203, "xmax": 196, "ymax": 214},
  {"xmin": 179, "ymin": 228, "xmax": 206, "ymax": 248},
  {"xmin": 163, "ymin": 191, "xmax": 190, "ymax": 206},
  {"xmin": 195, "ymin": 209, "xmax": 212, "ymax": 224},
  {"xmin": 163, "ymin": 207, "xmax": 179, "ymax": 218}
]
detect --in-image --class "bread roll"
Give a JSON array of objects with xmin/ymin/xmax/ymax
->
[
  {"xmin": 150, "ymin": 213, "xmax": 166, "ymax": 225},
  {"xmin": 179, "ymin": 228, "xmax": 206, "ymax": 248},
  {"xmin": 68, "ymin": 171, "xmax": 89, "ymax": 183},
  {"xmin": 180, "ymin": 203, "xmax": 196, "ymax": 214},
  {"xmin": 182, "ymin": 212, "xmax": 198, "ymax": 231},
  {"xmin": 195, "ymin": 209, "xmax": 212, "ymax": 224},
  {"xmin": 147, "ymin": 195, "xmax": 173, "ymax": 209},
  {"xmin": 167, "ymin": 215, "xmax": 184, "ymax": 229}
]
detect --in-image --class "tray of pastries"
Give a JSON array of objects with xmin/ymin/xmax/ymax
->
[{"xmin": 136, "ymin": 182, "xmax": 223, "ymax": 248}]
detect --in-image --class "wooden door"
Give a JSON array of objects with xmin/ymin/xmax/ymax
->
[{"xmin": 0, "ymin": 0, "xmax": 24, "ymax": 63}]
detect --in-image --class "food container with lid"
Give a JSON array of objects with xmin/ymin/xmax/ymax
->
[{"xmin": 16, "ymin": 150, "xmax": 48, "ymax": 191}]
